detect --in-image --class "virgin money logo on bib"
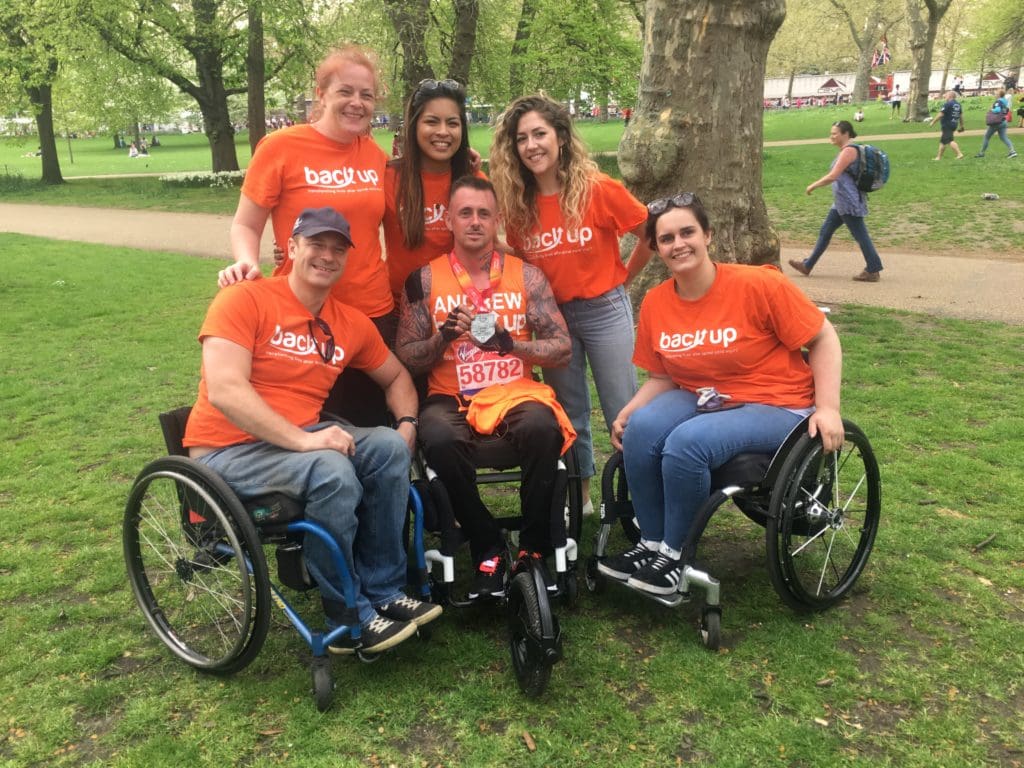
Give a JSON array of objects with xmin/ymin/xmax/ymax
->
[{"xmin": 303, "ymin": 166, "xmax": 380, "ymax": 189}]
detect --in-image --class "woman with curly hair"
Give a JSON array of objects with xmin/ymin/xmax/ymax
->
[
  {"xmin": 490, "ymin": 95, "xmax": 653, "ymax": 511},
  {"xmin": 383, "ymin": 78, "xmax": 476, "ymax": 304}
]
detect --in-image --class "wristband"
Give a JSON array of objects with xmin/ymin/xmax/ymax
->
[{"xmin": 396, "ymin": 416, "xmax": 419, "ymax": 428}]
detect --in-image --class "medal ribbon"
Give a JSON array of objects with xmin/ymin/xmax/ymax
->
[{"xmin": 449, "ymin": 250, "xmax": 502, "ymax": 312}]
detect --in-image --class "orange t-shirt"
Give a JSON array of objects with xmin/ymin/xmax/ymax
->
[
  {"xmin": 183, "ymin": 276, "xmax": 390, "ymax": 449},
  {"xmin": 422, "ymin": 253, "xmax": 532, "ymax": 398},
  {"xmin": 241, "ymin": 125, "xmax": 393, "ymax": 318},
  {"xmin": 506, "ymin": 173, "xmax": 647, "ymax": 303},
  {"xmin": 633, "ymin": 264, "xmax": 824, "ymax": 409}
]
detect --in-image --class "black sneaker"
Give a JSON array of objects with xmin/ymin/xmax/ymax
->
[
  {"xmin": 377, "ymin": 595, "xmax": 442, "ymax": 628},
  {"xmin": 598, "ymin": 543, "xmax": 656, "ymax": 581},
  {"xmin": 468, "ymin": 554, "xmax": 506, "ymax": 600},
  {"xmin": 627, "ymin": 554, "xmax": 683, "ymax": 596},
  {"xmin": 328, "ymin": 615, "xmax": 417, "ymax": 655}
]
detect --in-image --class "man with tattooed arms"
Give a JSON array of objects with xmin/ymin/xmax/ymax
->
[{"xmin": 396, "ymin": 176, "xmax": 572, "ymax": 600}]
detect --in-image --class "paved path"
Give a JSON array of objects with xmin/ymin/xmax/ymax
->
[{"xmin": 2, "ymin": 202, "xmax": 1022, "ymax": 325}]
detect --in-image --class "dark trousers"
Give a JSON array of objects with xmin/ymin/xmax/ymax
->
[
  {"xmin": 419, "ymin": 395, "xmax": 564, "ymax": 564},
  {"xmin": 322, "ymin": 310, "xmax": 398, "ymax": 427}
]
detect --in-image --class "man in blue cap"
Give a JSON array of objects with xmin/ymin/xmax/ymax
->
[{"xmin": 183, "ymin": 206, "xmax": 439, "ymax": 654}]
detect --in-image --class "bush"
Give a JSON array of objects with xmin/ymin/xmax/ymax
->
[
  {"xmin": 0, "ymin": 169, "xmax": 33, "ymax": 193},
  {"xmin": 159, "ymin": 170, "xmax": 246, "ymax": 189}
]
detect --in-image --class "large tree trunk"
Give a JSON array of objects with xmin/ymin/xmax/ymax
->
[
  {"xmin": 27, "ymin": 81, "xmax": 64, "ymax": 185},
  {"xmin": 247, "ymin": 0, "xmax": 266, "ymax": 154},
  {"xmin": 509, "ymin": 0, "xmax": 540, "ymax": 96},
  {"xmin": 383, "ymin": 0, "xmax": 435, "ymax": 99},
  {"xmin": 192, "ymin": 0, "xmax": 239, "ymax": 171},
  {"xmin": 906, "ymin": 0, "xmax": 953, "ymax": 121},
  {"xmin": 620, "ymin": 0, "xmax": 784, "ymax": 303},
  {"xmin": 851, "ymin": 13, "xmax": 881, "ymax": 103},
  {"xmin": 448, "ymin": 0, "xmax": 479, "ymax": 85}
]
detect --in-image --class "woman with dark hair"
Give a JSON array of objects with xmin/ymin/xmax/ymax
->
[
  {"xmin": 788, "ymin": 120, "xmax": 884, "ymax": 283},
  {"xmin": 222, "ymin": 45, "xmax": 395, "ymax": 425},
  {"xmin": 598, "ymin": 193, "xmax": 843, "ymax": 594},
  {"xmin": 489, "ymin": 94, "xmax": 652, "ymax": 513},
  {"xmin": 383, "ymin": 78, "xmax": 475, "ymax": 304}
]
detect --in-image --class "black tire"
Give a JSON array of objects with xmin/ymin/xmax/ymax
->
[
  {"xmin": 700, "ymin": 607, "xmax": 721, "ymax": 651},
  {"xmin": 601, "ymin": 452, "xmax": 640, "ymax": 544},
  {"xmin": 766, "ymin": 422, "xmax": 881, "ymax": 612},
  {"xmin": 311, "ymin": 658, "xmax": 333, "ymax": 712},
  {"xmin": 123, "ymin": 456, "xmax": 271, "ymax": 674},
  {"xmin": 584, "ymin": 555, "xmax": 607, "ymax": 594},
  {"xmin": 561, "ymin": 567, "xmax": 579, "ymax": 607},
  {"xmin": 563, "ymin": 447, "xmax": 585, "ymax": 545},
  {"xmin": 507, "ymin": 571, "xmax": 552, "ymax": 698}
]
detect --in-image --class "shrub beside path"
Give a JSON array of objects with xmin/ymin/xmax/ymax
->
[{"xmin": 2, "ymin": 201, "xmax": 1022, "ymax": 325}]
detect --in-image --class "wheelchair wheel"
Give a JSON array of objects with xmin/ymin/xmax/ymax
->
[
  {"xmin": 507, "ymin": 571, "xmax": 552, "ymax": 698},
  {"xmin": 699, "ymin": 606, "xmax": 721, "ymax": 651},
  {"xmin": 124, "ymin": 456, "xmax": 271, "ymax": 673},
  {"xmin": 766, "ymin": 422, "xmax": 880, "ymax": 612},
  {"xmin": 600, "ymin": 452, "xmax": 640, "ymax": 544},
  {"xmin": 311, "ymin": 656, "xmax": 334, "ymax": 712}
]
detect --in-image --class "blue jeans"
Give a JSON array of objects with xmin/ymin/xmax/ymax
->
[
  {"xmin": 801, "ymin": 207, "xmax": 883, "ymax": 274},
  {"xmin": 979, "ymin": 122, "xmax": 1015, "ymax": 154},
  {"xmin": 622, "ymin": 390, "xmax": 803, "ymax": 554},
  {"xmin": 542, "ymin": 285, "xmax": 638, "ymax": 479},
  {"xmin": 197, "ymin": 422, "xmax": 411, "ymax": 625}
]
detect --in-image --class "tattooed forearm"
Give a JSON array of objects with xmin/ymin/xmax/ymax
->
[
  {"xmin": 515, "ymin": 264, "xmax": 571, "ymax": 367},
  {"xmin": 395, "ymin": 269, "xmax": 449, "ymax": 375}
]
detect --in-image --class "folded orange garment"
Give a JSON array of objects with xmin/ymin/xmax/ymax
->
[{"xmin": 465, "ymin": 378, "xmax": 577, "ymax": 455}]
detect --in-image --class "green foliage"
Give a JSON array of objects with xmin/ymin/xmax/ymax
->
[{"xmin": 1, "ymin": 234, "xmax": 1022, "ymax": 766}]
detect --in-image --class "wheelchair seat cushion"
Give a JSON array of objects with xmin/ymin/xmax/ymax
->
[
  {"xmin": 710, "ymin": 452, "xmax": 771, "ymax": 491},
  {"xmin": 243, "ymin": 492, "xmax": 304, "ymax": 525}
]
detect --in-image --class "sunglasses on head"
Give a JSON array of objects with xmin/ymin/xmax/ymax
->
[
  {"xmin": 647, "ymin": 192, "xmax": 696, "ymax": 215},
  {"xmin": 308, "ymin": 317, "xmax": 336, "ymax": 364},
  {"xmin": 414, "ymin": 78, "xmax": 465, "ymax": 101}
]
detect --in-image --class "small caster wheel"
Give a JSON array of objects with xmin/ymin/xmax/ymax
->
[
  {"xmin": 561, "ymin": 569, "xmax": 579, "ymax": 607},
  {"xmin": 417, "ymin": 624, "xmax": 433, "ymax": 642},
  {"xmin": 700, "ymin": 607, "xmax": 721, "ymax": 651},
  {"xmin": 357, "ymin": 650, "xmax": 382, "ymax": 664},
  {"xmin": 584, "ymin": 555, "xmax": 606, "ymax": 594},
  {"xmin": 311, "ymin": 657, "xmax": 334, "ymax": 712}
]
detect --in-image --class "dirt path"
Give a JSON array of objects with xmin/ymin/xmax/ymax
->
[{"xmin": 2, "ymin": 201, "xmax": 1023, "ymax": 325}]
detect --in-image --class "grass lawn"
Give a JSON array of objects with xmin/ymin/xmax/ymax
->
[{"xmin": 2, "ymin": 235, "xmax": 1022, "ymax": 766}]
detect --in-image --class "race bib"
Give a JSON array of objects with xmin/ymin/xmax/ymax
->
[{"xmin": 455, "ymin": 342, "xmax": 524, "ymax": 395}]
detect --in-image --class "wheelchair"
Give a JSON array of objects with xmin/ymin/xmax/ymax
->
[
  {"xmin": 411, "ymin": 432, "xmax": 584, "ymax": 698},
  {"xmin": 585, "ymin": 417, "xmax": 880, "ymax": 650},
  {"xmin": 122, "ymin": 407, "xmax": 432, "ymax": 712}
]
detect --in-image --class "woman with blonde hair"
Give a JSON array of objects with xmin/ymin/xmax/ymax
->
[
  {"xmin": 490, "ymin": 94, "xmax": 652, "ymax": 511},
  {"xmin": 221, "ymin": 45, "xmax": 395, "ymax": 425}
]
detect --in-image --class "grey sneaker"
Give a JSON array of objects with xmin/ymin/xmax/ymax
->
[
  {"xmin": 598, "ymin": 543, "xmax": 657, "ymax": 581},
  {"xmin": 377, "ymin": 595, "xmax": 442, "ymax": 628}
]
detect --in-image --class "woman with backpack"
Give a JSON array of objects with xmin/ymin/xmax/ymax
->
[
  {"xmin": 788, "ymin": 120, "xmax": 884, "ymax": 283},
  {"xmin": 975, "ymin": 88, "xmax": 1017, "ymax": 159}
]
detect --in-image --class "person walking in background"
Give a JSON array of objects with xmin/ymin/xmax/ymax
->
[
  {"xmin": 930, "ymin": 90, "xmax": 965, "ymax": 160},
  {"xmin": 623, "ymin": 107, "xmax": 632, "ymax": 127},
  {"xmin": 788, "ymin": 120, "xmax": 884, "ymax": 283},
  {"xmin": 490, "ymin": 94, "xmax": 653, "ymax": 515},
  {"xmin": 889, "ymin": 85, "xmax": 903, "ymax": 120},
  {"xmin": 975, "ymin": 88, "xmax": 1017, "ymax": 159}
]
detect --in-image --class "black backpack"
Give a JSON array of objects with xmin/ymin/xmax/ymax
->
[{"xmin": 851, "ymin": 144, "xmax": 890, "ymax": 193}]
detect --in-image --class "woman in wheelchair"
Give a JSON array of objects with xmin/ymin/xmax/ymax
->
[{"xmin": 597, "ymin": 192, "xmax": 844, "ymax": 595}]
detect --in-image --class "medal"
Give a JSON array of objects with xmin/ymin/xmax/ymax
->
[{"xmin": 470, "ymin": 312, "xmax": 497, "ymax": 343}]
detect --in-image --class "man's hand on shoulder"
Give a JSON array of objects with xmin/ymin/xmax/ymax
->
[
  {"xmin": 218, "ymin": 261, "xmax": 262, "ymax": 288},
  {"xmin": 300, "ymin": 424, "xmax": 356, "ymax": 456}
]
